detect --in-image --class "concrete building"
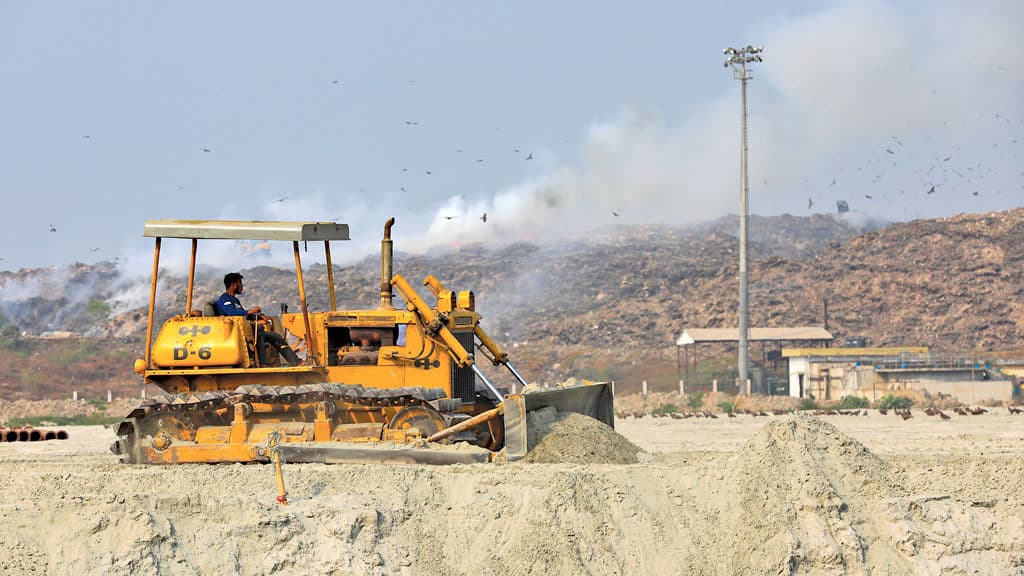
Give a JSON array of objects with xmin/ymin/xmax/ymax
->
[{"xmin": 783, "ymin": 347, "xmax": 1019, "ymax": 403}]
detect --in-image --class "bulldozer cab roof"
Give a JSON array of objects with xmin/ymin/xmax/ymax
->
[{"xmin": 143, "ymin": 219, "xmax": 350, "ymax": 242}]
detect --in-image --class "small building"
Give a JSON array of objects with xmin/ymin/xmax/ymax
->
[
  {"xmin": 782, "ymin": 347, "xmax": 1018, "ymax": 403},
  {"xmin": 676, "ymin": 327, "xmax": 833, "ymax": 393}
]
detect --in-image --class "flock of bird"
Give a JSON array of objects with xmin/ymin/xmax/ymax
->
[
  {"xmin": 805, "ymin": 106, "xmax": 1022, "ymax": 215},
  {"xmin": 622, "ymin": 404, "xmax": 1022, "ymax": 420}
]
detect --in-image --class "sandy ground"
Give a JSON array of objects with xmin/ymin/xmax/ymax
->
[{"xmin": 0, "ymin": 410, "xmax": 1022, "ymax": 575}]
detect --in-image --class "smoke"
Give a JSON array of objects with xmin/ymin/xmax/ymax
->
[{"xmin": 5, "ymin": 0, "xmax": 1022, "ymax": 328}]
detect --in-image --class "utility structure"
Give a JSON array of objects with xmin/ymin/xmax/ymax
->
[{"xmin": 724, "ymin": 44, "xmax": 763, "ymax": 391}]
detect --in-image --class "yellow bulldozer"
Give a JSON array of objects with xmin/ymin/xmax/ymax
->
[{"xmin": 112, "ymin": 218, "xmax": 614, "ymax": 464}]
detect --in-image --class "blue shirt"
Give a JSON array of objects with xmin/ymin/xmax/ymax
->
[{"xmin": 216, "ymin": 292, "xmax": 248, "ymax": 317}]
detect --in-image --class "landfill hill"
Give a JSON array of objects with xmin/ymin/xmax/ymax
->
[{"xmin": 0, "ymin": 209, "xmax": 1022, "ymax": 398}]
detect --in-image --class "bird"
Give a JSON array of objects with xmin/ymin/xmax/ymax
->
[
  {"xmin": 808, "ymin": 198, "xmax": 814, "ymax": 209},
  {"xmin": 886, "ymin": 148, "xmax": 895, "ymax": 154},
  {"xmin": 49, "ymin": 224, "xmax": 56, "ymax": 232},
  {"xmin": 927, "ymin": 185, "xmax": 936, "ymax": 195},
  {"xmin": 611, "ymin": 211, "xmax": 620, "ymax": 217},
  {"xmin": 525, "ymin": 152, "xmax": 533, "ymax": 161},
  {"xmin": 476, "ymin": 159, "xmax": 484, "ymax": 163},
  {"xmin": 202, "ymin": 148, "xmax": 211, "ymax": 153},
  {"xmin": 82, "ymin": 135, "xmax": 90, "ymax": 139},
  {"xmin": 331, "ymin": 80, "xmax": 339, "ymax": 85},
  {"xmin": 401, "ymin": 168, "xmax": 408, "ymax": 172},
  {"xmin": 972, "ymin": 191, "xmax": 980, "ymax": 196},
  {"xmin": 400, "ymin": 187, "xmax": 406, "ymax": 192},
  {"xmin": 864, "ymin": 194, "xmax": 873, "ymax": 199},
  {"xmin": 404, "ymin": 120, "xmax": 418, "ymax": 126},
  {"xmin": 443, "ymin": 215, "xmax": 457, "ymax": 221},
  {"xmin": 89, "ymin": 247, "xmax": 100, "ymax": 252},
  {"xmin": 425, "ymin": 170, "xmax": 432, "ymax": 175},
  {"xmin": 829, "ymin": 178, "xmax": 836, "ymax": 187},
  {"xmin": 943, "ymin": 156, "xmax": 951, "ymax": 162},
  {"xmin": 480, "ymin": 213, "xmax": 487, "ymax": 223},
  {"xmin": 275, "ymin": 197, "xmax": 288, "ymax": 203}
]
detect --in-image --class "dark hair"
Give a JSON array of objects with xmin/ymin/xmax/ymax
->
[{"xmin": 224, "ymin": 272, "xmax": 243, "ymax": 289}]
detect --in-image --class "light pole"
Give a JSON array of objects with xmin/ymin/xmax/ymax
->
[{"xmin": 724, "ymin": 44, "xmax": 762, "ymax": 392}]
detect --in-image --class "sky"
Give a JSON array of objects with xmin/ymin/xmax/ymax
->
[{"xmin": 0, "ymin": 0, "xmax": 1021, "ymax": 273}]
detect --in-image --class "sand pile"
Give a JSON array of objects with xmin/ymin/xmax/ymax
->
[
  {"xmin": 695, "ymin": 413, "xmax": 1024, "ymax": 575},
  {"xmin": 0, "ymin": 416, "xmax": 1021, "ymax": 575},
  {"xmin": 524, "ymin": 406, "xmax": 641, "ymax": 464}
]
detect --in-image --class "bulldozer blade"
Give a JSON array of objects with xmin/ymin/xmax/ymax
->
[{"xmin": 503, "ymin": 382, "xmax": 614, "ymax": 462}]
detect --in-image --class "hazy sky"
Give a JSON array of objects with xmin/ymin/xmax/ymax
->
[{"xmin": 1, "ymin": 0, "xmax": 1021, "ymax": 272}]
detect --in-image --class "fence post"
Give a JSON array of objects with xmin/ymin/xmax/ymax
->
[
  {"xmin": 107, "ymin": 390, "xmax": 112, "ymax": 402},
  {"xmin": 679, "ymin": 379, "xmax": 685, "ymax": 396},
  {"xmin": 610, "ymin": 380, "xmax": 615, "ymax": 396},
  {"xmin": 642, "ymin": 380, "xmax": 648, "ymax": 396},
  {"xmin": 712, "ymin": 379, "xmax": 718, "ymax": 393},
  {"xmin": 72, "ymin": 390, "xmax": 78, "ymax": 402}
]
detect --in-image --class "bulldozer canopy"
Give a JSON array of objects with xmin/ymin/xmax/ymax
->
[{"xmin": 143, "ymin": 220, "xmax": 350, "ymax": 242}]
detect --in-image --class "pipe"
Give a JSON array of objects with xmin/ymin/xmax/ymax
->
[
  {"xmin": 17, "ymin": 429, "xmax": 29, "ymax": 442},
  {"xmin": 145, "ymin": 237, "xmax": 162, "ymax": 370},
  {"xmin": 43, "ymin": 431, "xmax": 57, "ymax": 441},
  {"xmin": 4, "ymin": 429, "xmax": 17, "ymax": 442},
  {"xmin": 425, "ymin": 405, "xmax": 503, "ymax": 444},
  {"xmin": 471, "ymin": 364, "xmax": 505, "ymax": 403},
  {"xmin": 185, "ymin": 238, "xmax": 197, "ymax": 314},
  {"xmin": 324, "ymin": 240, "xmax": 336, "ymax": 311},
  {"xmin": 56, "ymin": 430, "xmax": 68, "ymax": 440},
  {"xmin": 269, "ymin": 430, "xmax": 287, "ymax": 506},
  {"xmin": 380, "ymin": 217, "xmax": 395, "ymax": 309},
  {"xmin": 28, "ymin": 429, "xmax": 41, "ymax": 442},
  {"xmin": 292, "ymin": 241, "xmax": 318, "ymax": 366}
]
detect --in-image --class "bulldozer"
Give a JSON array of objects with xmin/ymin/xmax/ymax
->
[{"xmin": 112, "ymin": 218, "xmax": 614, "ymax": 465}]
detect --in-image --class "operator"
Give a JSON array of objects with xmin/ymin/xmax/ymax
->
[{"xmin": 217, "ymin": 272, "xmax": 302, "ymax": 367}]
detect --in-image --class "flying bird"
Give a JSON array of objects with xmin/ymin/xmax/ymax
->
[
  {"xmin": 972, "ymin": 191, "xmax": 980, "ymax": 196},
  {"xmin": 927, "ymin": 185, "xmax": 936, "ymax": 195},
  {"xmin": 89, "ymin": 247, "xmax": 100, "ymax": 252},
  {"xmin": 275, "ymin": 197, "xmax": 288, "ymax": 203},
  {"xmin": 808, "ymin": 198, "xmax": 813, "ymax": 209},
  {"xmin": 525, "ymin": 152, "xmax": 533, "ymax": 161},
  {"xmin": 331, "ymin": 80, "xmax": 339, "ymax": 85},
  {"xmin": 829, "ymin": 178, "xmax": 836, "ymax": 187},
  {"xmin": 476, "ymin": 159, "xmax": 484, "ymax": 163},
  {"xmin": 864, "ymin": 194, "xmax": 873, "ymax": 199},
  {"xmin": 943, "ymin": 156, "xmax": 951, "ymax": 162},
  {"xmin": 404, "ymin": 120, "xmax": 418, "ymax": 126},
  {"xmin": 49, "ymin": 224, "xmax": 56, "ymax": 232},
  {"xmin": 443, "ymin": 215, "xmax": 458, "ymax": 220},
  {"xmin": 202, "ymin": 148, "xmax": 211, "ymax": 153},
  {"xmin": 480, "ymin": 212, "xmax": 487, "ymax": 223},
  {"xmin": 400, "ymin": 187, "xmax": 406, "ymax": 192},
  {"xmin": 885, "ymin": 148, "xmax": 895, "ymax": 154},
  {"xmin": 425, "ymin": 170, "xmax": 432, "ymax": 175},
  {"xmin": 611, "ymin": 211, "xmax": 620, "ymax": 217},
  {"xmin": 82, "ymin": 135, "xmax": 90, "ymax": 139}
]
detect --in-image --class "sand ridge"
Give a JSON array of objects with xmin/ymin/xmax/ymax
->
[{"xmin": 0, "ymin": 412, "xmax": 1021, "ymax": 575}]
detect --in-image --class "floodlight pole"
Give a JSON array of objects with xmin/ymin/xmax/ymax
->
[{"xmin": 724, "ymin": 45, "xmax": 762, "ymax": 393}]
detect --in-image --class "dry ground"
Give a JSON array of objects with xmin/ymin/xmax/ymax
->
[{"xmin": 0, "ymin": 410, "xmax": 1021, "ymax": 575}]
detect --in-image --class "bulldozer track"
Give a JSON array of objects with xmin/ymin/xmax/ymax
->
[
  {"xmin": 113, "ymin": 384, "xmax": 450, "ymax": 461},
  {"xmin": 125, "ymin": 383, "xmax": 447, "ymax": 420}
]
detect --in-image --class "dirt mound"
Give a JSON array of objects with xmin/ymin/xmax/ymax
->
[
  {"xmin": 691, "ymin": 413, "xmax": 1024, "ymax": 575},
  {"xmin": 524, "ymin": 406, "xmax": 641, "ymax": 464},
  {"xmin": 708, "ymin": 413, "xmax": 906, "ymax": 574}
]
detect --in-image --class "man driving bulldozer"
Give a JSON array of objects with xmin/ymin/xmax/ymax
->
[{"xmin": 216, "ymin": 272, "xmax": 302, "ymax": 367}]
